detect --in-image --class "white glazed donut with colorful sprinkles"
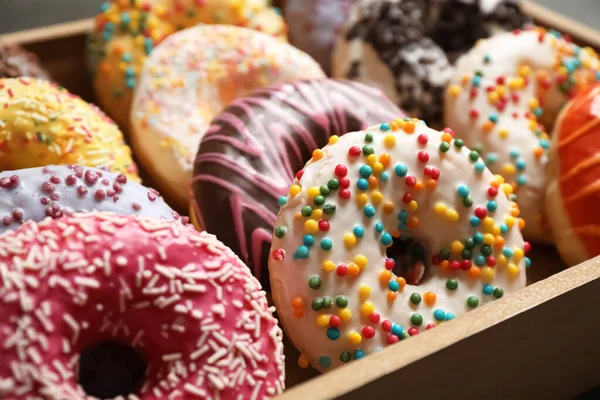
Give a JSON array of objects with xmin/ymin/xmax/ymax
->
[
  {"xmin": 269, "ymin": 119, "xmax": 528, "ymax": 371},
  {"xmin": 445, "ymin": 27, "xmax": 600, "ymax": 241},
  {"xmin": 0, "ymin": 212, "xmax": 285, "ymax": 399}
]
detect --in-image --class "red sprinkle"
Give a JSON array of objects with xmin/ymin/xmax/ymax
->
[
  {"xmin": 348, "ymin": 146, "xmax": 362, "ymax": 157},
  {"xmin": 339, "ymin": 177, "xmax": 350, "ymax": 188},
  {"xmin": 460, "ymin": 260, "xmax": 472, "ymax": 271},
  {"xmin": 417, "ymin": 151, "xmax": 429, "ymax": 163},
  {"xmin": 318, "ymin": 220, "xmax": 330, "ymax": 231},
  {"xmin": 405, "ymin": 176, "xmax": 417, "ymax": 187},
  {"xmin": 336, "ymin": 264, "xmax": 348, "ymax": 276},
  {"xmin": 339, "ymin": 189, "xmax": 351, "ymax": 199},
  {"xmin": 486, "ymin": 256, "xmax": 497, "ymax": 267},
  {"xmin": 329, "ymin": 316, "xmax": 341, "ymax": 328},
  {"xmin": 426, "ymin": 323, "xmax": 436, "ymax": 330},
  {"xmin": 475, "ymin": 207, "xmax": 488, "ymax": 219},
  {"xmin": 385, "ymin": 258, "xmax": 395, "ymax": 270},
  {"xmin": 296, "ymin": 170, "xmax": 304, "ymax": 180},
  {"xmin": 402, "ymin": 193, "xmax": 412, "ymax": 203},
  {"xmin": 469, "ymin": 109, "xmax": 479, "ymax": 119},
  {"xmin": 386, "ymin": 334, "xmax": 399, "ymax": 344},
  {"xmin": 524, "ymin": 242, "xmax": 531, "ymax": 254},
  {"xmin": 334, "ymin": 164, "xmax": 348, "ymax": 177},
  {"xmin": 381, "ymin": 320, "xmax": 392, "ymax": 332},
  {"xmin": 408, "ymin": 327, "xmax": 419, "ymax": 336},
  {"xmin": 362, "ymin": 326, "xmax": 375, "ymax": 339},
  {"xmin": 449, "ymin": 261, "xmax": 460, "ymax": 271},
  {"xmin": 488, "ymin": 186, "xmax": 498, "ymax": 197},
  {"xmin": 271, "ymin": 249, "xmax": 285, "ymax": 261},
  {"xmin": 418, "ymin": 134, "xmax": 428, "ymax": 144},
  {"xmin": 369, "ymin": 312, "xmax": 381, "ymax": 324}
]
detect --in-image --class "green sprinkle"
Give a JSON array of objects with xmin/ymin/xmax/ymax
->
[
  {"xmin": 493, "ymin": 288, "xmax": 504, "ymax": 299},
  {"xmin": 365, "ymin": 132, "xmax": 373, "ymax": 142},
  {"xmin": 327, "ymin": 179, "xmax": 340, "ymax": 190},
  {"xmin": 319, "ymin": 185, "xmax": 331, "ymax": 196},
  {"xmin": 446, "ymin": 279, "xmax": 458, "ymax": 290},
  {"xmin": 323, "ymin": 203, "xmax": 337, "ymax": 215},
  {"xmin": 411, "ymin": 313, "xmax": 423, "ymax": 326},
  {"xmin": 301, "ymin": 206, "xmax": 313, "ymax": 217},
  {"xmin": 467, "ymin": 296, "xmax": 480, "ymax": 308},
  {"xmin": 311, "ymin": 298, "xmax": 323, "ymax": 311},
  {"xmin": 439, "ymin": 142, "xmax": 450, "ymax": 153},
  {"xmin": 274, "ymin": 226, "xmax": 287, "ymax": 238},
  {"xmin": 322, "ymin": 297, "xmax": 333, "ymax": 309},
  {"xmin": 410, "ymin": 293, "xmax": 421, "ymax": 305},
  {"xmin": 314, "ymin": 195, "xmax": 325, "ymax": 206},
  {"xmin": 308, "ymin": 276, "xmax": 321, "ymax": 290},
  {"xmin": 336, "ymin": 296, "xmax": 348, "ymax": 308}
]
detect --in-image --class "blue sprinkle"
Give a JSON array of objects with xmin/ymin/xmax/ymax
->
[
  {"xmin": 516, "ymin": 160, "xmax": 526, "ymax": 171},
  {"xmin": 446, "ymin": 313, "xmax": 456, "ymax": 320},
  {"xmin": 474, "ymin": 161, "xmax": 486, "ymax": 173},
  {"xmin": 354, "ymin": 350, "xmax": 365, "ymax": 359},
  {"xmin": 525, "ymin": 257, "xmax": 532, "ymax": 269},
  {"xmin": 483, "ymin": 55, "xmax": 491, "ymax": 64},
  {"xmin": 125, "ymin": 67, "xmax": 135, "ymax": 78},
  {"xmin": 483, "ymin": 284, "xmax": 494, "ymax": 295},
  {"xmin": 303, "ymin": 235, "xmax": 314, "ymax": 247},
  {"xmin": 381, "ymin": 233, "xmax": 393, "ymax": 246},
  {"xmin": 391, "ymin": 324, "xmax": 403, "ymax": 336},
  {"xmin": 273, "ymin": 6, "xmax": 282, "ymax": 15},
  {"xmin": 125, "ymin": 77, "xmax": 136, "ymax": 89},
  {"xmin": 357, "ymin": 178, "xmax": 369, "ymax": 190},
  {"xmin": 359, "ymin": 165, "xmax": 372, "ymax": 178},
  {"xmin": 516, "ymin": 174, "xmax": 527, "ymax": 186},
  {"xmin": 100, "ymin": 2, "xmax": 110, "ymax": 12},
  {"xmin": 472, "ymin": 75, "xmax": 482, "ymax": 87},
  {"xmin": 539, "ymin": 139, "xmax": 550, "ymax": 149},
  {"xmin": 500, "ymin": 224, "xmax": 509, "ymax": 234},
  {"xmin": 488, "ymin": 113, "xmax": 498, "ymax": 123},
  {"xmin": 473, "ymin": 232, "xmax": 484, "ymax": 245},
  {"xmin": 398, "ymin": 210, "xmax": 408, "ymax": 221},
  {"xmin": 486, "ymin": 153, "xmax": 498, "ymax": 164},
  {"xmin": 388, "ymin": 281, "xmax": 400, "ymax": 292},
  {"xmin": 433, "ymin": 309, "xmax": 447, "ymax": 321},
  {"xmin": 320, "ymin": 238, "xmax": 333, "ymax": 251},
  {"xmin": 380, "ymin": 123, "xmax": 391, "ymax": 131},
  {"xmin": 533, "ymin": 107, "xmax": 543, "ymax": 117},
  {"xmin": 144, "ymin": 38, "xmax": 154, "ymax": 54},
  {"xmin": 380, "ymin": 171, "xmax": 390, "ymax": 182},
  {"xmin": 294, "ymin": 246, "xmax": 309, "ymax": 260},
  {"xmin": 353, "ymin": 226, "xmax": 365, "ymax": 238},
  {"xmin": 319, "ymin": 356, "xmax": 332, "ymax": 368},
  {"xmin": 326, "ymin": 328, "xmax": 340, "ymax": 341},
  {"xmin": 104, "ymin": 22, "xmax": 115, "ymax": 32},
  {"xmin": 122, "ymin": 53, "xmax": 132, "ymax": 62},
  {"xmin": 457, "ymin": 185, "xmax": 470, "ymax": 198},
  {"xmin": 102, "ymin": 31, "xmax": 112, "ymax": 41},
  {"xmin": 596, "ymin": 71, "xmax": 600, "ymax": 81},
  {"xmin": 277, "ymin": 196, "xmax": 287, "ymax": 206},
  {"xmin": 470, "ymin": 217, "xmax": 481, "ymax": 227},
  {"xmin": 364, "ymin": 205, "xmax": 376, "ymax": 218},
  {"xmin": 375, "ymin": 222, "xmax": 384, "ymax": 233},
  {"xmin": 475, "ymin": 255, "xmax": 486, "ymax": 266},
  {"xmin": 395, "ymin": 163, "xmax": 408, "ymax": 177},
  {"xmin": 120, "ymin": 12, "xmax": 131, "ymax": 26},
  {"xmin": 487, "ymin": 200, "xmax": 498, "ymax": 212},
  {"xmin": 509, "ymin": 148, "xmax": 520, "ymax": 159},
  {"xmin": 503, "ymin": 247, "xmax": 514, "ymax": 258}
]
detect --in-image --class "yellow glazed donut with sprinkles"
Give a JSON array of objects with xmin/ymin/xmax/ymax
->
[
  {"xmin": 269, "ymin": 119, "xmax": 529, "ymax": 371},
  {"xmin": 445, "ymin": 27, "xmax": 600, "ymax": 242},
  {"xmin": 87, "ymin": 0, "xmax": 287, "ymax": 129},
  {"xmin": 0, "ymin": 78, "xmax": 139, "ymax": 181}
]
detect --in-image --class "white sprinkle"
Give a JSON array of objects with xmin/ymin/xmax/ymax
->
[
  {"xmin": 168, "ymin": 390, "xmax": 182, "ymax": 400},
  {"xmin": 52, "ymin": 359, "xmax": 73, "ymax": 379},
  {"xmin": 212, "ymin": 331, "xmax": 231, "ymax": 347},
  {"xmin": 146, "ymin": 274, "xmax": 159, "ymax": 288},
  {"xmin": 183, "ymin": 284, "xmax": 206, "ymax": 293},
  {"xmin": 251, "ymin": 380, "xmax": 263, "ymax": 400},
  {"xmin": 74, "ymin": 276, "xmax": 100, "ymax": 288},
  {"xmin": 208, "ymin": 374, "xmax": 225, "ymax": 390},
  {"xmin": 116, "ymin": 256, "xmax": 128, "ymax": 267},
  {"xmin": 63, "ymin": 259, "xmax": 87, "ymax": 270},
  {"xmin": 190, "ymin": 345, "xmax": 210, "ymax": 360},
  {"xmin": 34, "ymin": 309, "xmax": 55, "ymax": 333},
  {"xmin": 142, "ymin": 286, "xmax": 167, "ymax": 296},
  {"xmin": 103, "ymin": 250, "xmax": 111, "ymax": 276},
  {"xmin": 171, "ymin": 324, "xmax": 185, "ymax": 333},
  {"xmin": 152, "ymin": 387, "xmax": 163, "ymax": 397},
  {"xmin": 254, "ymin": 313, "xmax": 260, "ymax": 339},
  {"xmin": 253, "ymin": 369, "xmax": 267, "ymax": 378},
  {"xmin": 156, "ymin": 265, "xmax": 174, "ymax": 279},
  {"xmin": 162, "ymin": 353, "xmax": 182, "ymax": 362},
  {"xmin": 157, "ymin": 247, "xmax": 167, "ymax": 261},
  {"xmin": 62, "ymin": 338, "xmax": 71, "ymax": 354},
  {"xmin": 174, "ymin": 304, "xmax": 188, "ymax": 314},
  {"xmin": 191, "ymin": 310, "xmax": 203, "ymax": 320},
  {"xmin": 232, "ymin": 300, "xmax": 243, "ymax": 308},
  {"xmin": 184, "ymin": 383, "xmax": 207, "ymax": 397},
  {"xmin": 207, "ymin": 348, "xmax": 227, "ymax": 365},
  {"xmin": 27, "ymin": 347, "xmax": 42, "ymax": 364},
  {"xmin": 63, "ymin": 314, "xmax": 80, "ymax": 344},
  {"xmin": 131, "ymin": 330, "xmax": 145, "ymax": 347},
  {"xmin": 211, "ymin": 304, "xmax": 225, "ymax": 318},
  {"xmin": 201, "ymin": 324, "xmax": 219, "ymax": 332}
]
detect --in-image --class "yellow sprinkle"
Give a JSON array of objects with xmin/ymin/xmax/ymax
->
[
  {"xmin": 497, "ymin": 254, "xmax": 508, "ymax": 267},
  {"xmin": 449, "ymin": 84, "xmax": 462, "ymax": 97},
  {"xmin": 356, "ymin": 193, "xmax": 369, "ymax": 207},
  {"xmin": 348, "ymin": 331, "xmax": 362, "ymax": 345},
  {"xmin": 339, "ymin": 308, "xmax": 352, "ymax": 322},
  {"xmin": 493, "ymin": 174, "xmax": 505, "ymax": 185},
  {"xmin": 528, "ymin": 120, "xmax": 538, "ymax": 131},
  {"xmin": 492, "ymin": 225, "xmax": 501, "ymax": 236},
  {"xmin": 503, "ymin": 163, "xmax": 516, "ymax": 175},
  {"xmin": 513, "ymin": 247, "xmax": 524, "ymax": 262},
  {"xmin": 311, "ymin": 209, "xmax": 323, "ymax": 220},
  {"xmin": 305, "ymin": 220, "xmax": 319, "ymax": 234},
  {"xmin": 367, "ymin": 154, "xmax": 378, "ymax": 166},
  {"xmin": 482, "ymin": 266, "xmax": 495, "ymax": 282},
  {"xmin": 529, "ymin": 98, "xmax": 540, "ymax": 109},
  {"xmin": 322, "ymin": 260, "xmax": 336, "ymax": 272},
  {"xmin": 408, "ymin": 200, "xmax": 418, "ymax": 212},
  {"xmin": 316, "ymin": 314, "xmax": 330, "ymax": 328},
  {"xmin": 505, "ymin": 216, "xmax": 515, "ymax": 228},
  {"xmin": 519, "ymin": 65, "xmax": 531, "ymax": 77},
  {"xmin": 507, "ymin": 264, "xmax": 520, "ymax": 278},
  {"xmin": 434, "ymin": 202, "xmax": 447, "ymax": 215},
  {"xmin": 354, "ymin": 255, "xmax": 368, "ymax": 269},
  {"xmin": 496, "ymin": 85, "xmax": 506, "ymax": 96},
  {"xmin": 298, "ymin": 354, "xmax": 309, "ymax": 368},
  {"xmin": 483, "ymin": 233, "xmax": 495, "ymax": 245},
  {"xmin": 289, "ymin": 185, "xmax": 301, "ymax": 197},
  {"xmin": 498, "ymin": 129, "xmax": 509, "ymax": 139},
  {"xmin": 307, "ymin": 187, "xmax": 320, "ymax": 199},
  {"xmin": 482, "ymin": 217, "xmax": 495, "ymax": 230},
  {"xmin": 344, "ymin": 233, "xmax": 357, "ymax": 248},
  {"xmin": 358, "ymin": 285, "xmax": 371, "ymax": 300},
  {"xmin": 446, "ymin": 209, "xmax": 459, "ymax": 222},
  {"xmin": 373, "ymin": 162, "xmax": 384, "ymax": 175},
  {"xmin": 502, "ymin": 183, "xmax": 513, "ymax": 196},
  {"xmin": 451, "ymin": 241, "xmax": 464, "ymax": 253},
  {"xmin": 371, "ymin": 191, "xmax": 383, "ymax": 205},
  {"xmin": 384, "ymin": 134, "xmax": 397, "ymax": 148},
  {"xmin": 488, "ymin": 91, "xmax": 499, "ymax": 103},
  {"xmin": 328, "ymin": 135, "xmax": 339, "ymax": 145},
  {"xmin": 361, "ymin": 302, "xmax": 375, "ymax": 316}
]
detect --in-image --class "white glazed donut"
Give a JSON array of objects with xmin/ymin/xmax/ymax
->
[
  {"xmin": 269, "ymin": 119, "xmax": 528, "ymax": 372},
  {"xmin": 445, "ymin": 27, "xmax": 600, "ymax": 241}
]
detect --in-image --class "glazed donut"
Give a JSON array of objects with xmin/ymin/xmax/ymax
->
[
  {"xmin": 546, "ymin": 84, "xmax": 600, "ymax": 266},
  {"xmin": 445, "ymin": 28, "xmax": 600, "ymax": 241},
  {"xmin": 0, "ymin": 212, "xmax": 285, "ymax": 399},
  {"xmin": 269, "ymin": 119, "xmax": 528, "ymax": 371},
  {"xmin": 0, "ymin": 164, "xmax": 186, "ymax": 235},
  {"xmin": 87, "ymin": 0, "xmax": 287, "ymax": 129},
  {"xmin": 0, "ymin": 42, "xmax": 51, "ymax": 80},
  {"xmin": 0, "ymin": 78, "xmax": 139, "ymax": 181},
  {"xmin": 332, "ymin": 0, "xmax": 529, "ymax": 125},
  {"xmin": 284, "ymin": 0, "xmax": 356, "ymax": 74},
  {"xmin": 131, "ymin": 24, "xmax": 325, "ymax": 208},
  {"xmin": 191, "ymin": 78, "xmax": 403, "ymax": 288}
]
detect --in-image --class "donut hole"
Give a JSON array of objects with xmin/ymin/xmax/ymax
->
[
  {"xmin": 385, "ymin": 236, "xmax": 428, "ymax": 285},
  {"xmin": 78, "ymin": 340, "xmax": 147, "ymax": 398}
]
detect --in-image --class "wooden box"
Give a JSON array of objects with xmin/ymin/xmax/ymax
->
[{"xmin": 2, "ymin": 1, "xmax": 600, "ymax": 399}]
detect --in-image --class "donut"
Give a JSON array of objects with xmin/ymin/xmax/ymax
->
[
  {"xmin": 0, "ymin": 164, "xmax": 187, "ymax": 235},
  {"xmin": 331, "ymin": 0, "xmax": 529, "ymax": 125},
  {"xmin": 0, "ymin": 78, "xmax": 139, "ymax": 181},
  {"xmin": 269, "ymin": 119, "xmax": 528, "ymax": 371},
  {"xmin": 87, "ymin": 0, "xmax": 287, "ymax": 129},
  {"xmin": 0, "ymin": 42, "xmax": 51, "ymax": 80},
  {"xmin": 131, "ymin": 24, "xmax": 325, "ymax": 209},
  {"xmin": 445, "ymin": 27, "xmax": 600, "ymax": 241},
  {"xmin": 546, "ymin": 84, "xmax": 600, "ymax": 266},
  {"xmin": 0, "ymin": 212, "xmax": 285, "ymax": 399},
  {"xmin": 191, "ymin": 78, "xmax": 404, "ymax": 289},
  {"xmin": 284, "ymin": 0, "xmax": 356, "ymax": 74}
]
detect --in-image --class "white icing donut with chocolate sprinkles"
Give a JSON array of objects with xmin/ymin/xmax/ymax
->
[
  {"xmin": 0, "ymin": 164, "xmax": 186, "ymax": 235},
  {"xmin": 0, "ymin": 212, "xmax": 285, "ymax": 399}
]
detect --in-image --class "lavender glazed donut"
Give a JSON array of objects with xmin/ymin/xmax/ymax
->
[
  {"xmin": 0, "ymin": 164, "xmax": 186, "ymax": 235},
  {"xmin": 190, "ymin": 79, "xmax": 404, "ymax": 288}
]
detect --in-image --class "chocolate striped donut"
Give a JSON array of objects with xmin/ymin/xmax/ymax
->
[
  {"xmin": 190, "ymin": 79, "xmax": 404, "ymax": 288},
  {"xmin": 547, "ymin": 84, "xmax": 600, "ymax": 266}
]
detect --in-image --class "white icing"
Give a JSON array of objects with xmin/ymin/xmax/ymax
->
[{"xmin": 270, "ymin": 121, "xmax": 527, "ymax": 372}]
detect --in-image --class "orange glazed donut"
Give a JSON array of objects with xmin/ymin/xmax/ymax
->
[
  {"xmin": 546, "ymin": 84, "xmax": 600, "ymax": 266},
  {"xmin": 0, "ymin": 213, "xmax": 285, "ymax": 399}
]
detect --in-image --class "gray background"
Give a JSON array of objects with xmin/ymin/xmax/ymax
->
[{"xmin": 0, "ymin": 0, "xmax": 599, "ymax": 34}]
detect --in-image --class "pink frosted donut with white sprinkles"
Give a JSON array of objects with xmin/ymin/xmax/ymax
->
[{"xmin": 0, "ymin": 212, "xmax": 285, "ymax": 399}]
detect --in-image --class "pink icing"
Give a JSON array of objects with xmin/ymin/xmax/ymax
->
[{"xmin": 0, "ymin": 212, "xmax": 284, "ymax": 399}]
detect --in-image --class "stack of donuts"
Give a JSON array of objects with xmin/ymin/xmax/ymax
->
[{"xmin": 2, "ymin": 0, "xmax": 600, "ymax": 398}]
